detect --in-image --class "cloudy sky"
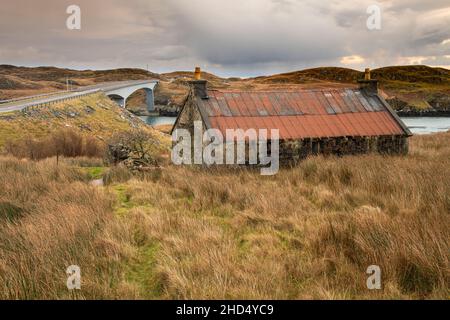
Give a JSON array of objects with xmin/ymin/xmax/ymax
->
[{"xmin": 0, "ymin": 0, "xmax": 449, "ymax": 77}]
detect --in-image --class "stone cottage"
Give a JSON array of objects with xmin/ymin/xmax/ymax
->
[{"xmin": 172, "ymin": 68, "xmax": 412, "ymax": 163}]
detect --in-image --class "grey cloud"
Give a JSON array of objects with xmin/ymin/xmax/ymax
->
[
  {"xmin": 0, "ymin": 0, "xmax": 448, "ymax": 76},
  {"xmin": 162, "ymin": 0, "xmax": 348, "ymax": 66}
]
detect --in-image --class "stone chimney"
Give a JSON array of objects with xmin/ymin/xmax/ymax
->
[
  {"xmin": 358, "ymin": 68, "xmax": 379, "ymax": 96},
  {"xmin": 191, "ymin": 67, "xmax": 209, "ymax": 99}
]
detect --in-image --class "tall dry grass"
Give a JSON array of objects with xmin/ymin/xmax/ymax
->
[
  {"xmin": 3, "ymin": 129, "xmax": 104, "ymax": 160},
  {"xmin": 0, "ymin": 132, "xmax": 448, "ymax": 299},
  {"xmin": 114, "ymin": 132, "xmax": 449, "ymax": 299},
  {"xmin": 0, "ymin": 157, "xmax": 140, "ymax": 299}
]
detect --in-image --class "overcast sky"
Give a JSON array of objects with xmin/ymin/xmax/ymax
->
[{"xmin": 0, "ymin": 0, "xmax": 449, "ymax": 77}]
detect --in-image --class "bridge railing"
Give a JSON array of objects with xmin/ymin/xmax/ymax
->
[
  {"xmin": 0, "ymin": 91, "xmax": 67, "ymax": 105},
  {"xmin": 19, "ymin": 89, "xmax": 101, "ymax": 112}
]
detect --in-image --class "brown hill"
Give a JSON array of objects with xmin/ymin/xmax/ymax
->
[
  {"xmin": 252, "ymin": 65, "xmax": 450, "ymax": 85},
  {"xmin": 372, "ymin": 65, "xmax": 450, "ymax": 84},
  {"xmin": 248, "ymin": 65, "xmax": 450, "ymax": 111},
  {"xmin": 0, "ymin": 64, "xmax": 449, "ymax": 112},
  {"xmin": 252, "ymin": 67, "xmax": 362, "ymax": 84},
  {"xmin": 0, "ymin": 65, "xmax": 160, "ymax": 99}
]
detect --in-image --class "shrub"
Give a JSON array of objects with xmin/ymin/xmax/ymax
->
[
  {"xmin": 3, "ymin": 129, "xmax": 105, "ymax": 160},
  {"xmin": 107, "ymin": 129, "xmax": 162, "ymax": 168}
]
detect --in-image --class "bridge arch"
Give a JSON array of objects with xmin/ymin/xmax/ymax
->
[
  {"xmin": 107, "ymin": 94, "xmax": 126, "ymax": 108},
  {"xmin": 104, "ymin": 81, "xmax": 158, "ymax": 112}
]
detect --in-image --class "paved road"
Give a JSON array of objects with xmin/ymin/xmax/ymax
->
[
  {"xmin": 72, "ymin": 80, "xmax": 157, "ymax": 92},
  {"xmin": 0, "ymin": 89, "xmax": 100, "ymax": 113},
  {"xmin": 0, "ymin": 80, "xmax": 156, "ymax": 114}
]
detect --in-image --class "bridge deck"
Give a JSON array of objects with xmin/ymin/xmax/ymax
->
[
  {"xmin": 73, "ymin": 80, "xmax": 158, "ymax": 93},
  {"xmin": 0, "ymin": 80, "xmax": 158, "ymax": 113}
]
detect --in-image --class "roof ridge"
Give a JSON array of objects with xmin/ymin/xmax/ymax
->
[{"xmin": 208, "ymin": 87, "xmax": 359, "ymax": 93}]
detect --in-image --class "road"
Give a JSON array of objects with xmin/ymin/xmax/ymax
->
[
  {"xmin": 70, "ymin": 80, "xmax": 155, "ymax": 92},
  {"xmin": 0, "ymin": 80, "xmax": 155, "ymax": 114}
]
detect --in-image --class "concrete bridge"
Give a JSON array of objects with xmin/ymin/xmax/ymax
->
[
  {"xmin": 0, "ymin": 80, "xmax": 159, "ymax": 113},
  {"xmin": 97, "ymin": 80, "xmax": 159, "ymax": 111}
]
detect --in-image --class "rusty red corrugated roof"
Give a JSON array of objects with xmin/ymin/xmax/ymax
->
[{"xmin": 198, "ymin": 89, "xmax": 409, "ymax": 140}]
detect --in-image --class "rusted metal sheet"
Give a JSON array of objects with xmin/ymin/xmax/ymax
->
[
  {"xmin": 211, "ymin": 112, "xmax": 403, "ymax": 140},
  {"xmin": 200, "ymin": 89, "xmax": 407, "ymax": 139},
  {"xmin": 340, "ymin": 90, "xmax": 358, "ymax": 113}
]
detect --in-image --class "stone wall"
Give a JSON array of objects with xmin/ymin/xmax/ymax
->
[
  {"xmin": 279, "ymin": 135, "xmax": 409, "ymax": 163},
  {"xmin": 172, "ymin": 92, "xmax": 206, "ymax": 135}
]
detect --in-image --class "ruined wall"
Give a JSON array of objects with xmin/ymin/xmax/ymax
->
[
  {"xmin": 279, "ymin": 135, "xmax": 409, "ymax": 163},
  {"xmin": 205, "ymin": 135, "xmax": 409, "ymax": 166},
  {"xmin": 172, "ymin": 93, "xmax": 211, "ymax": 162},
  {"xmin": 172, "ymin": 93, "xmax": 205, "ymax": 136}
]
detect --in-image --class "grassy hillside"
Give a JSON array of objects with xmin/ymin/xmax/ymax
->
[
  {"xmin": 0, "ymin": 92, "xmax": 168, "ymax": 148},
  {"xmin": 0, "ymin": 132, "xmax": 448, "ymax": 299},
  {"xmin": 372, "ymin": 66, "xmax": 450, "ymax": 111}
]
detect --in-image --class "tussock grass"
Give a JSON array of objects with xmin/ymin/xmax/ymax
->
[
  {"xmin": 0, "ymin": 132, "xmax": 448, "ymax": 299},
  {"xmin": 112, "ymin": 132, "xmax": 449, "ymax": 299},
  {"xmin": 0, "ymin": 157, "xmax": 139, "ymax": 299},
  {"xmin": 4, "ymin": 129, "xmax": 105, "ymax": 160}
]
